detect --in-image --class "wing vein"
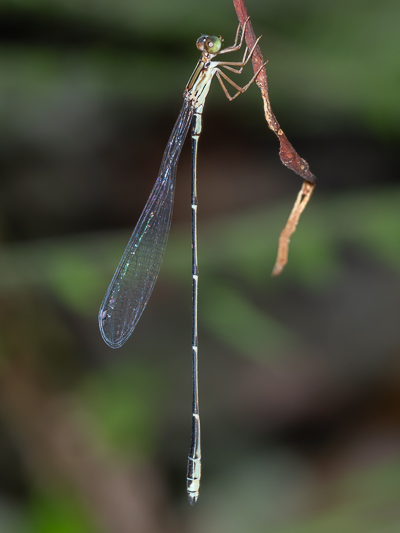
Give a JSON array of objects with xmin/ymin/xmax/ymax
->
[{"xmin": 99, "ymin": 99, "xmax": 194, "ymax": 348}]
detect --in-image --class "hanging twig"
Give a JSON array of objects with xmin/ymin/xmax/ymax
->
[
  {"xmin": 272, "ymin": 180, "xmax": 314, "ymax": 276},
  {"xmin": 232, "ymin": 0, "xmax": 316, "ymax": 274}
]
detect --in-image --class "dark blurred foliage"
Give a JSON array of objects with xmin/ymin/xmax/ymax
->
[{"xmin": 0, "ymin": 0, "xmax": 399, "ymax": 532}]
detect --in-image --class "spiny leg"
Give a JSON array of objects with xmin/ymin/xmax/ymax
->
[
  {"xmin": 221, "ymin": 46, "xmax": 250, "ymax": 74},
  {"xmin": 218, "ymin": 16, "xmax": 250, "ymax": 55},
  {"xmin": 216, "ymin": 35, "xmax": 262, "ymax": 74},
  {"xmin": 216, "ymin": 61, "xmax": 267, "ymax": 101}
]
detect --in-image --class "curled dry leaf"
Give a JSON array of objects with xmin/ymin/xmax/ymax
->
[{"xmin": 232, "ymin": 0, "xmax": 317, "ymax": 274}]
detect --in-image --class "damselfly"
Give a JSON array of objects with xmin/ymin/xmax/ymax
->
[{"xmin": 99, "ymin": 19, "xmax": 263, "ymax": 504}]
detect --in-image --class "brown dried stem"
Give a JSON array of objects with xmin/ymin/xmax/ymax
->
[
  {"xmin": 272, "ymin": 180, "xmax": 314, "ymax": 276},
  {"xmin": 232, "ymin": 0, "xmax": 316, "ymax": 274}
]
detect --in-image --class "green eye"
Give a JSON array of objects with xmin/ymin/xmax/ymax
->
[
  {"xmin": 196, "ymin": 34, "xmax": 223, "ymax": 54},
  {"xmin": 205, "ymin": 36, "xmax": 222, "ymax": 53}
]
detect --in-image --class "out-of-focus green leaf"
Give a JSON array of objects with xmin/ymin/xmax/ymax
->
[
  {"xmin": 200, "ymin": 281, "xmax": 298, "ymax": 361},
  {"xmin": 23, "ymin": 491, "xmax": 94, "ymax": 533},
  {"xmin": 271, "ymin": 458, "xmax": 400, "ymax": 533},
  {"xmin": 334, "ymin": 189, "xmax": 400, "ymax": 273},
  {"xmin": 79, "ymin": 361, "xmax": 161, "ymax": 456}
]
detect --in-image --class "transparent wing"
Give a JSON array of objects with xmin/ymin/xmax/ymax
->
[{"xmin": 99, "ymin": 99, "xmax": 194, "ymax": 348}]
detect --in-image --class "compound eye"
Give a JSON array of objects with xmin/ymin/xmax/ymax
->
[
  {"xmin": 196, "ymin": 34, "xmax": 222, "ymax": 53},
  {"xmin": 196, "ymin": 35, "xmax": 207, "ymax": 51},
  {"xmin": 205, "ymin": 36, "xmax": 222, "ymax": 53}
]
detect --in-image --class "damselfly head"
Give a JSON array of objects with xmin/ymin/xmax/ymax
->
[{"xmin": 196, "ymin": 35, "xmax": 222, "ymax": 54}]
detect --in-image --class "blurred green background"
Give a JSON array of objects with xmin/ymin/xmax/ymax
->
[{"xmin": 0, "ymin": 0, "xmax": 399, "ymax": 531}]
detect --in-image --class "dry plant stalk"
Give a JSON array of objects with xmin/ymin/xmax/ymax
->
[
  {"xmin": 272, "ymin": 181, "xmax": 314, "ymax": 276},
  {"xmin": 232, "ymin": 0, "xmax": 316, "ymax": 275}
]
